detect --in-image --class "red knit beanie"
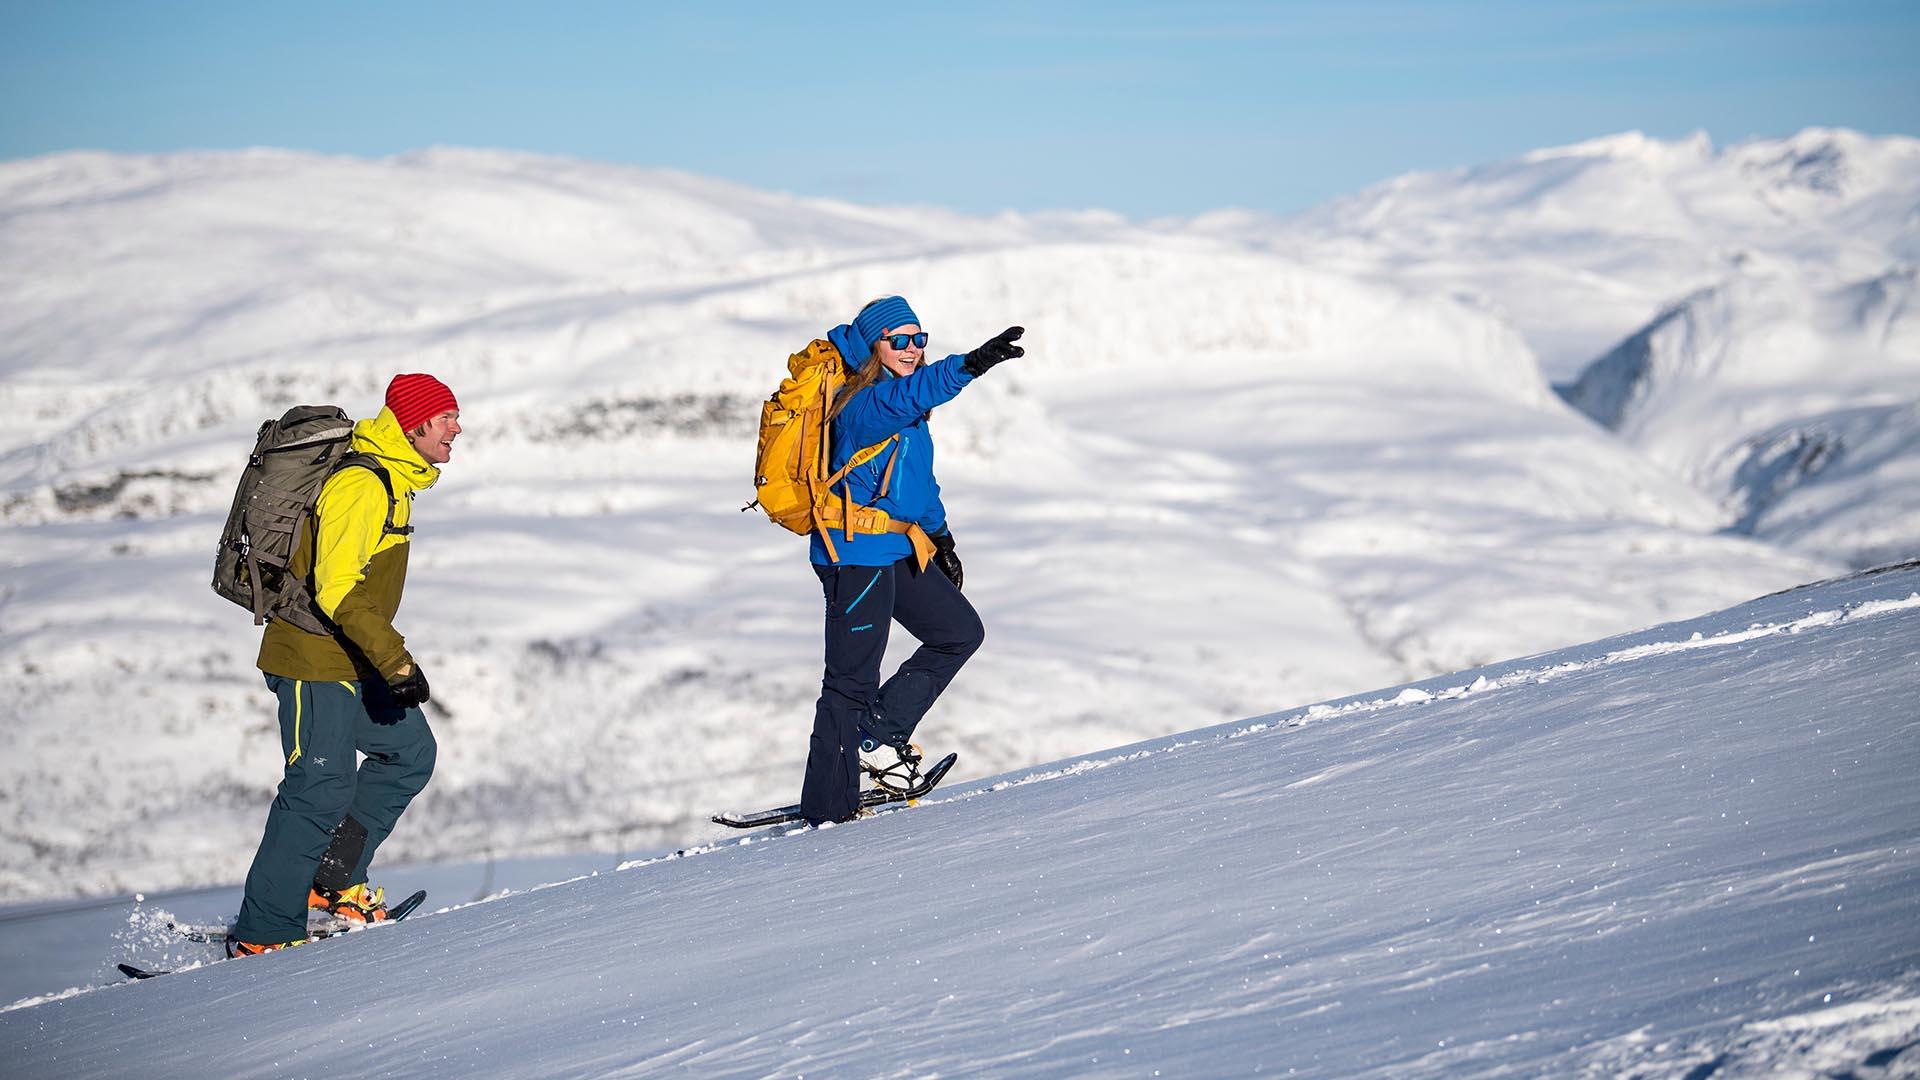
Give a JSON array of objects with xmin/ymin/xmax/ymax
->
[{"xmin": 385, "ymin": 373, "xmax": 459, "ymax": 432}]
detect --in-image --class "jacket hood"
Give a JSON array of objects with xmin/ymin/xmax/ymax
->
[
  {"xmin": 827, "ymin": 323, "xmax": 868, "ymax": 369},
  {"xmin": 352, "ymin": 407, "xmax": 440, "ymax": 493}
]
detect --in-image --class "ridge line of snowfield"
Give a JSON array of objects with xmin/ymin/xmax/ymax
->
[
  {"xmin": 563, "ymin": 588, "xmax": 1918, "ymax": 883},
  {"xmin": 1272, "ymin": 590, "xmax": 1920, "ymax": 726},
  {"xmin": 905, "ymin": 589, "xmax": 1920, "ymax": 800}
]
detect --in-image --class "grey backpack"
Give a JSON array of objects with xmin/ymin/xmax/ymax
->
[{"xmin": 212, "ymin": 405, "xmax": 408, "ymax": 634}]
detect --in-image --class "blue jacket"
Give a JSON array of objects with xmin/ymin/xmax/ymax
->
[{"xmin": 809, "ymin": 349, "xmax": 976, "ymax": 566}]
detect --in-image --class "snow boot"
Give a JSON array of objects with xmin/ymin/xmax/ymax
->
[
  {"xmin": 860, "ymin": 736, "xmax": 924, "ymax": 794},
  {"xmin": 226, "ymin": 936, "xmax": 306, "ymax": 959},
  {"xmin": 310, "ymin": 882, "xmax": 390, "ymax": 924}
]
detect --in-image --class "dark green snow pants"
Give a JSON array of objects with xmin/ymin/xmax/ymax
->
[{"xmin": 231, "ymin": 674, "xmax": 436, "ymax": 945}]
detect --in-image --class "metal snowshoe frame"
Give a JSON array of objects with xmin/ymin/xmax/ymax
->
[
  {"xmin": 861, "ymin": 743, "xmax": 927, "ymax": 796},
  {"xmin": 712, "ymin": 751, "xmax": 959, "ymax": 829}
]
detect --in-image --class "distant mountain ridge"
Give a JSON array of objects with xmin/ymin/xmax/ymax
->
[
  {"xmin": 1235, "ymin": 127, "xmax": 1920, "ymax": 378},
  {"xmin": 1244, "ymin": 127, "xmax": 1920, "ymax": 567},
  {"xmin": 1557, "ymin": 266, "xmax": 1919, "ymax": 566}
]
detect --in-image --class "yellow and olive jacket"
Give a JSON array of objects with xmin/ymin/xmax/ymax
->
[{"xmin": 256, "ymin": 407, "xmax": 439, "ymax": 682}]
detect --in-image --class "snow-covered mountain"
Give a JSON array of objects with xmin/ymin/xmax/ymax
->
[
  {"xmin": 1558, "ymin": 268, "xmax": 1920, "ymax": 567},
  {"xmin": 3, "ymin": 564, "xmax": 1916, "ymax": 1077},
  {"xmin": 1236, "ymin": 127, "xmax": 1920, "ymax": 378},
  {"xmin": 0, "ymin": 131, "xmax": 1914, "ymax": 903}
]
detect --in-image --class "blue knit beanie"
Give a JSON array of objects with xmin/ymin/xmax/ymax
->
[{"xmin": 850, "ymin": 296, "xmax": 921, "ymax": 354}]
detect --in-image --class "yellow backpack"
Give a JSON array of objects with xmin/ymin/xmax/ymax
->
[{"xmin": 747, "ymin": 338, "xmax": 932, "ymax": 566}]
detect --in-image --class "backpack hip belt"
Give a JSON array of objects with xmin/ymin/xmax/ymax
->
[{"xmin": 811, "ymin": 507, "xmax": 936, "ymax": 571}]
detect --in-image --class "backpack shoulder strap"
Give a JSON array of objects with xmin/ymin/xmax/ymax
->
[
  {"xmin": 333, "ymin": 453, "xmax": 413, "ymax": 538},
  {"xmin": 822, "ymin": 433, "xmax": 898, "ymax": 490}
]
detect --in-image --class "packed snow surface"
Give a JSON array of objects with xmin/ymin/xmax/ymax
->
[
  {"xmin": 2, "ymin": 563, "xmax": 1916, "ymax": 1077},
  {"xmin": 1, "ymin": 130, "xmax": 1916, "ymax": 902}
]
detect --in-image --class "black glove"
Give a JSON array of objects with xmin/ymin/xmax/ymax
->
[
  {"xmin": 388, "ymin": 664, "xmax": 431, "ymax": 708},
  {"xmin": 931, "ymin": 529, "xmax": 963, "ymax": 591},
  {"xmin": 961, "ymin": 326, "xmax": 1025, "ymax": 377}
]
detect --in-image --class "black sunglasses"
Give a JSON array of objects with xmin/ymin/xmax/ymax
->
[{"xmin": 878, "ymin": 332, "xmax": 928, "ymax": 350}]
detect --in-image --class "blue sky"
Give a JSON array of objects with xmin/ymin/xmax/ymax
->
[{"xmin": 3, "ymin": 1, "xmax": 1916, "ymax": 217}]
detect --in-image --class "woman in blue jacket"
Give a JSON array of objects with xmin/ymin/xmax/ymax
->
[{"xmin": 801, "ymin": 295, "xmax": 1025, "ymax": 824}]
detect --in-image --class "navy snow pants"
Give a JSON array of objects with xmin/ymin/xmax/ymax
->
[
  {"xmin": 232, "ymin": 674, "xmax": 436, "ymax": 945},
  {"xmin": 800, "ymin": 556, "xmax": 984, "ymax": 823}
]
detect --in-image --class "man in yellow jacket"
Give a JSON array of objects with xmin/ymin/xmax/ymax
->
[{"xmin": 229, "ymin": 374, "xmax": 461, "ymax": 956}]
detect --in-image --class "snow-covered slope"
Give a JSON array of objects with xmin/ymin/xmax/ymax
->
[
  {"xmin": 2, "ymin": 133, "xmax": 1912, "ymax": 903},
  {"xmin": 4, "ymin": 564, "xmax": 1917, "ymax": 1077}
]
